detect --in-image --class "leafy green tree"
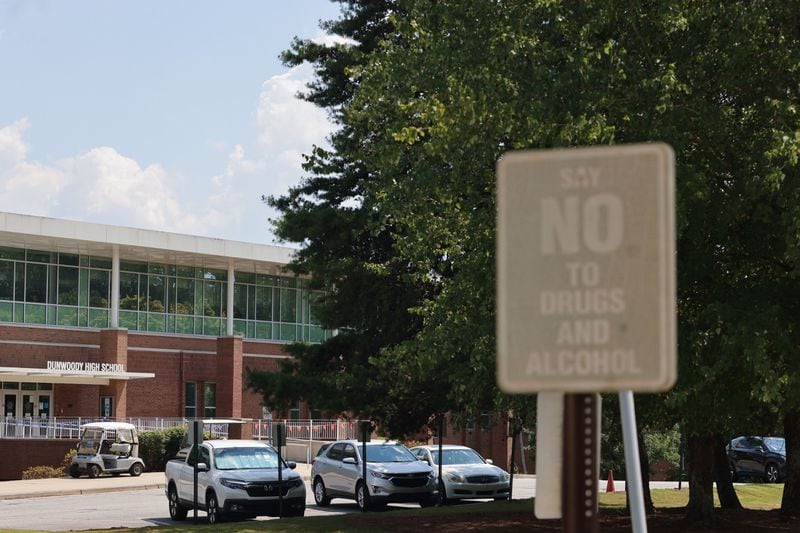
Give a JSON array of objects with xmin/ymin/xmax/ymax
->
[{"xmin": 254, "ymin": 0, "xmax": 800, "ymax": 522}]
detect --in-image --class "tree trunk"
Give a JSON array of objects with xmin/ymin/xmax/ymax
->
[
  {"xmin": 712, "ymin": 433, "xmax": 742, "ymax": 509},
  {"xmin": 686, "ymin": 433, "xmax": 715, "ymax": 525},
  {"xmin": 781, "ymin": 409, "xmax": 800, "ymax": 516}
]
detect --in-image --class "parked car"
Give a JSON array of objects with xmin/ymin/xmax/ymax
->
[
  {"xmin": 727, "ymin": 436, "xmax": 786, "ymax": 483},
  {"xmin": 409, "ymin": 445, "xmax": 510, "ymax": 503},
  {"xmin": 311, "ymin": 439, "xmax": 438, "ymax": 511},
  {"xmin": 69, "ymin": 422, "xmax": 145, "ymax": 478},
  {"xmin": 164, "ymin": 439, "xmax": 305, "ymax": 524}
]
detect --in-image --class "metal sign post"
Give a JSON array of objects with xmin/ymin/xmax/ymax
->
[
  {"xmin": 437, "ymin": 415, "xmax": 444, "ymax": 503},
  {"xmin": 360, "ymin": 420, "xmax": 371, "ymax": 506},
  {"xmin": 272, "ymin": 424, "xmax": 286, "ymax": 518},
  {"xmin": 497, "ymin": 144, "xmax": 676, "ymax": 533},
  {"xmin": 191, "ymin": 420, "xmax": 203, "ymax": 522}
]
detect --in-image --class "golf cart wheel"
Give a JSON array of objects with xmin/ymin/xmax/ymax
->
[
  {"xmin": 129, "ymin": 462, "xmax": 143, "ymax": 477},
  {"xmin": 68, "ymin": 464, "xmax": 81, "ymax": 478},
  {"xmin": 87, "ymin": 464, "xmax": 101, "ymax": 478}
]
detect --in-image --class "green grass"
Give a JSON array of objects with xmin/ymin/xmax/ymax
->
[{"xmin": 600, "ymin": 484, "xmax": 784, "ymax": 510}]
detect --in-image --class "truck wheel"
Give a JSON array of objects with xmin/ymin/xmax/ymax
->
[
  {"xmin": 129, "ymin": 463, "xmax": 143, "ymax": 477},
  {"xmin": 356, "ymin": 481, "xmax": 370, "ymax": 512},
  {"xmin": 207, "ymin": 491, "xmax": 225, "ymax": 524},
  {"xmin": 313, "ymin": 478, "xmax": 331, "ymax": 506},
  {"xmin": 68, "ymin": 464, "xmax": 81, "ymax": 478},
  {"xmin": 766, "ymin": 463, "xmax": 780, "ymax": 483},
  {"xmin": 87, "ymin": 464, "xmax": 101, "ymax": 478},
  {"xmin": 168, "ymin": 486, "xmax": 188, "ymax": 521}
]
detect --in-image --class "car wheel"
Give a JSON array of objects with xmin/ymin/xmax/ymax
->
[
  {"xmin": 356, "ymin": 481, "xmax": 370, "ymax": 512},
  {"xmin": 206, "ymin": 491, "xmax": 225, "ymax": 524},
  {"xmin": 168, "ymin": 485, "xmax": 188, "ymax": 521},
  {"xmin": 765, "ymin": 463, "xmax": 780, "ymax": 483},
  {"xmin": 68, "ymin": 464, "xmax": 81, "ymax": 478},
  {"xmin": 87, "ymin": 464, "xmax": 101, "ymax": 478},
  {"xmin": 286, "ymin": 505, "xmax": 306, "ymax": 517},
  {"xmin": 313, "ymin": 478, "xmax": 331, "ymax": 506},
  {"xmin": 129, "ymin": 462, "xmax": 143, "ymax": 477},
  {"xmin": 438, "ymin": 480, "xmax": 449, "ymax": 506}
]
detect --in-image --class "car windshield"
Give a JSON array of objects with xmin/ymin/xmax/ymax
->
[
  {"xmin": 764, "ymin": 437, "xmax": 785, "ymax": 453},
  {"xmin": 214, "ymin": 447, "xmax": 280, "ymax": 470},
  {"xmin": 432, "ymin": 448, "xmax": 485, "ymax": 466},
  {"xmin": 364, "ymin": 444, "xmax": 415, "ymax": 463}
]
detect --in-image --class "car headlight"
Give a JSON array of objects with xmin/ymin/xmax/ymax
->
[
  {"xmin": 370, "ymin": 470, "xmax": 391, "ymax": 479},
  {"xmin": 446, "ymin": 472, "xmax": 466, "ymax": 483},
  {"xmin": 285, "ymin": 477, "xmax": 304, "ymax": 489},
  {"xmin": 220, "ymin": 478, "xmax": 248, "ymax": 490},
  {"xmin": 501, "ymin": 471, "xmax": 511, "ymax": 481}
]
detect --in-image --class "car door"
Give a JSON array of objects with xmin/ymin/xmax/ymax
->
[
  {"xmin": 339, "ymin": 444, "xmax": 360, "ymax": 494},
  {"xmin": 323, "ymin": 443, "xmax": 345, "ymax": 493},
  {"xmin": 739, "ymin": 438, "xmax": 765, "ymax": 476},
  {"xmin": 179, "ymin": 444, "xmax": 211, "ymax": 504}
]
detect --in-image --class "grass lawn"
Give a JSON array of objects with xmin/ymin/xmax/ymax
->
[{"xmin": 601, "ymin": 483, "xmax": 784, "ymax": 510}]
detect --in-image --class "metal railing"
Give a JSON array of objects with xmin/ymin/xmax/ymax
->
[
  {"xmin": 0, "ymin": 416, "xmax": 228, "ymax": 440},
  {"xmin": 0, "ymin": 416, "xmax": 361, "ymax": 442},
  {"xmin": 250, "ymin": 419, "xmax": 364, "ymax": 442}
]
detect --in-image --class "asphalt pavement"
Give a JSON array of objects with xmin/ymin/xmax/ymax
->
[{"xmin": 0, "ymin": 464, "xmax": 312, "ymax": 500}]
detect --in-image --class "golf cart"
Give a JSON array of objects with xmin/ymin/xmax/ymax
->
[{"xmin": 69, "ymin": 422, "xmax": 145, "ymax": 478}]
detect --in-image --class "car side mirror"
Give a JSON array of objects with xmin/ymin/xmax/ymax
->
[
  {"xmin": 342, "ymin": 457, "xmax": 357, "ymax": 465},
  {"xmin": 196, "ymin": 462, "xmax": 209, "ymax": 472},
  {"xmin": 287, "ymin": 461, "xmax": 297, "ymax": 469},
  {"xmin": 486, "ymin": 459, "xmax": 493, "ymax": 465}
]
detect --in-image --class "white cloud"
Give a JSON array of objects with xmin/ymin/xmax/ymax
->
[{"xmin": 0, "ymin": 62, "xmax": 335, "ymax": 244}]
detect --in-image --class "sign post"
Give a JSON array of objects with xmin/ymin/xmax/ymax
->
[
  {"xmin": 497, "ymin": 143, "xmax": 676, "ymax": 533},
  {"xmin": 272, "ymin": 424, "xmax": 286, "ymax": 518}
]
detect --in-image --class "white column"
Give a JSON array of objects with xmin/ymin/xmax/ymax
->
[
  {"xmin": 111, "ymin": 245, "xmax": 120, "ymax": 328},
  {"xmin": 226, "ymin": 260, "xmax": 234, "ymax": 336}
]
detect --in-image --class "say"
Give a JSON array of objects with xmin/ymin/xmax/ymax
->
[{"xmin": 541, "ymin": 193, "xmax": 623, "ymax": 255}]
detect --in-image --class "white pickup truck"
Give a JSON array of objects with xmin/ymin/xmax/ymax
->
[{"xmin": 164, "ymin": 439, "xmax": 306, "ymax": 524}]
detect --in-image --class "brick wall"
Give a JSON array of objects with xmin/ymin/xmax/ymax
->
[{"xmin": 0, "ymin": 439, "xmax": 74, "ymax": 480}]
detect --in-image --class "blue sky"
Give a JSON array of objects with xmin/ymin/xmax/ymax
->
[{"xmin": 0, "ymin": 0, "xmax": 342, "ymax": 244}]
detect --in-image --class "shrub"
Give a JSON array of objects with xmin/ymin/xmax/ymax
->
[
  {"xmin": 138, "ymin": 426, "xmax": 187, "ymax": 472},
  {"xmin": 61, "ymin": 449, "xmax": 77, "ymax": 472},
  {"xmin": 22, "ymin": 465, "xmax": 63, "ymax": 480}
]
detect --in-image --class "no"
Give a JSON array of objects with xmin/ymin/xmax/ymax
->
[{"xmin": 541, "ymin": 194, "xmax": 623, "ymax": 254}]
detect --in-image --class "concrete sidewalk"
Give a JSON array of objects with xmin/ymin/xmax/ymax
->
[{"xmin": 0, "ymin": 463, "xmax": 313, "ymax": 501}]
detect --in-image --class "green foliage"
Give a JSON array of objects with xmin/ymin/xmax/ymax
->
[
  {"xmin": 22, "ymin": 465, "xmax": 63, "ymax": 479},
  {"xmin": 61, "ymin": 448, "xmax": 77, "ymax": 472},
  {"xmin": 138, "ymin": 426, "xmax": 186, "ymax": 472}
]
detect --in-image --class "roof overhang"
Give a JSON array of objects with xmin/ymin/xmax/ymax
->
[{"xmin": 0, "ymin": 366, "xmax": 155, "ymax": 385}]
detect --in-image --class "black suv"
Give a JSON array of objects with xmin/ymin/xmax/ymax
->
[{"xmin": 727, "ymin": 436, "xmax": 786, "ymax": 483}]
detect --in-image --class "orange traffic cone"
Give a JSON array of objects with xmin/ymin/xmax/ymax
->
[{"xmin": 606, "ymin": 470, "xmax": 615, "ymax": 493}]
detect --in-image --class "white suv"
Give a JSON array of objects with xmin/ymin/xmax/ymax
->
[{"xmin": 310, "ymin": 440, "xmax": 437, "ymax": 511}]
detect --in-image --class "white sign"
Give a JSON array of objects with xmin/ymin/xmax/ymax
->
[
  {"xmin": 46, "ymin": 361, "xmax": 126, "ymax": 373},
  {"xmin": 497, "ymin": 144, "xmax": 676, "ymax": 392}
]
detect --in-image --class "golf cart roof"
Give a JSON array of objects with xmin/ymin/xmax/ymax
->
[{"xmin": 80, "ymin": 422, "xmax": 137, "ymax": 431}]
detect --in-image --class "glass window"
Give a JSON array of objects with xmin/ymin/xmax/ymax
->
[
  {"xmin": 280, "ymin": 288, "xmax": 297, "ymax": 323},
  {"xmin": 89, "ymin": 269, "xmax": 109, "ymax": 308},
  {"xmin": 290, "ymin": 400, "xmax": 300, "ymax": 420},
  {"xmin": 203, "ymin": 281, "xmax": 221, "ymax": 317},
  {"xmin": 58, "ymin": 266, "xmax": 78, "ymax": 305},
  {"xmin": 204, "ymin": 383, "xmax": 216, "ymax": 417},
  {"xmin": 26, "ymin": 250, "xmax": 52, "ymax": 263},
  {"xmin": 119, "ymin": 273, "xmax": 139, "ymax": 310},
  {"xmin": 174, "ymin": 278, "xmax": 193, "ymax": 314},
  {"xmin": 148, "ymin": 275, "xmax": 165, "ymax": 312},
  {"xmin": 0, "ymin": 260, "xmax": 14, "ymax": 300},
  {"xmin": 233, "ymin": 284, "xmax": 247, "ymax": 319},
  {"xmin": 255, "ymin": 286, "xmax": 272, "ymax": 321},
  {"xmin": 58, "ymin": 253, "xmax": 79, "ymax": 266},
  {"xmin": 0, "ymin": 247, "xmax": 25, "ymax": 260},
  {"xmin": 343, "ymin": 445, "xmax": 357, "ymax": 462},
  {"xmin": 185, "ymin": 382, "xmax": 197, "ymax": 418},
  {"xmin": 25, "ymin": 263, "xmax": 47, "ymax": 303},
  {"xmin": 327, "ymin": 443, "xmax": 344, "ymax": 461}
]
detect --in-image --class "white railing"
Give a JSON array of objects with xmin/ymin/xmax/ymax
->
[
  {"xmin": 250, "ymin": 419, "xmax": 365, "ymax": 442},
  {"xmin": 0, "ymin": 416, "xmax": 360, "ymax": 442},
  {"xmin": 0, "ymin": 416, "xmax": 228, "ymax": 440}
]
